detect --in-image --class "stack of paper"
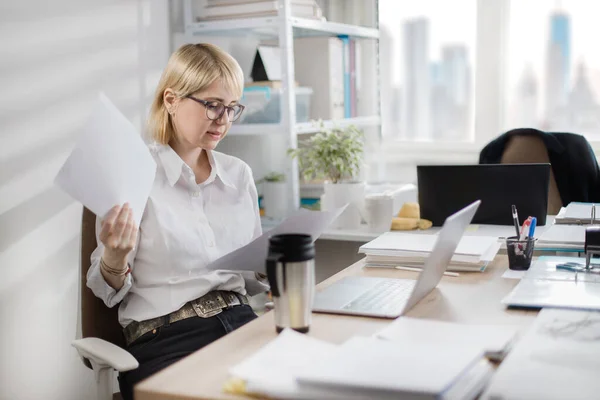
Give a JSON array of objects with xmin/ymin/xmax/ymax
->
[
  {"xmin": 555, "ymin": 202, "xmax": 598, "ymax": 225},
  {"xmin": 482, "ymin": 308, "xmax": 600, "ymax": 400},
  {"xmin": 359, "ymin": 232, "xmax": 501, "ymax": 272},
  {"xmin": 226, "ymin": 329, "xmax": 494, "ymax": 400}
]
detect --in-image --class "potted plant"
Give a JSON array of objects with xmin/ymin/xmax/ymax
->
[
  {"xmin": 288, "ymin": 123, "xmax": 365, "ymax": 229},
  {"xmin": 257, "ymin": 171, "xmax": 287, "ymax": 219}
]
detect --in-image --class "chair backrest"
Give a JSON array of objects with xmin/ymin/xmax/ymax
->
[
  {"xmin": 81, "ymin": 207, "xmax": 125, "ymax": 369},
  {"xmin": 500, "ymin": 135, "xmax": 563, "ymax": 215}
]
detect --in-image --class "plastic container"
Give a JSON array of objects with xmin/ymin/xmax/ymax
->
[{"xmin": 239, "ymin": 86, "xmax": 313, "ymax": 124}]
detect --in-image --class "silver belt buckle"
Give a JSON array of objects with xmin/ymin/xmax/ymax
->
[{"xmin": 191, "ymin": 292, "xmax": 227, "ymax": 318}]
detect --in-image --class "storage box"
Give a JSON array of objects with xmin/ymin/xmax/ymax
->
[{"xmin": 239, "ymin": 87, "xmax": 313, "ymax": 124}]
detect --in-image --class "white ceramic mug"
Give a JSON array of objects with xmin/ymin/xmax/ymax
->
[{"xmin": 364, "ymin": 194, "xmax": 394, "ymax": 233}]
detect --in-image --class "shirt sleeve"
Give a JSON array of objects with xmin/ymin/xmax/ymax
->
[{"xmin": 86, "ymin": 216, "xmax": 139, "ymax": 308}]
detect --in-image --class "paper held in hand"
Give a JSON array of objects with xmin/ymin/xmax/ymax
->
[
  {"xmin": 207, "ymin": 205, "xmax": 348, "ymax": 274},
  {"xmin": 54, "ymin": 92, "xmax": 156, "ymax": 226}
]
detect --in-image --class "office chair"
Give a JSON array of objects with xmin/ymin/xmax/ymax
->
[
  {"xmin": 72, "ymin": 207, "xmax": 138, "ymax": 400},
  {"xmin": 498, "ymin": 134, "xmax": 563, "ymax": 215}
]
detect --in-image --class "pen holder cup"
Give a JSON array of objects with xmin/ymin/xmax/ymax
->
[{"xmin": 506, "ymin": 236, "xmax": 536, "ymax": 271}]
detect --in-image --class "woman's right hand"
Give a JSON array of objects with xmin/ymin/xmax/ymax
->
[{"xmin": 99, "ymin": 203, "xmax": 138, "ymax": 269}]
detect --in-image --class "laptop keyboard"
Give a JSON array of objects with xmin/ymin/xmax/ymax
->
[{"xmin": 342, "ymin": 279, "xmax": 416, "ymax": 314}]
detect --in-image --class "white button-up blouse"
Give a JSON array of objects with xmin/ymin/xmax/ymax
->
[{"xmin": 87, "ymin": 144, "xmax": 268, "ymax": 327}]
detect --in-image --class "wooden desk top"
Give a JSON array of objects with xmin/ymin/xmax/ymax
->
[{"xmin": 135, "ymin": 256, "xmax": 538, "ymax": 400}]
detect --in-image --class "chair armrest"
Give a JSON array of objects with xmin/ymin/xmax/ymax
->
[{"xmin": 72, "ymin": 337, "xmax": 138, "ymax": 372}]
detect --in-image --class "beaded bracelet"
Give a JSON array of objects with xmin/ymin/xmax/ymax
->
[{"xmin": 100, "ymin": 257, "xmax": 131, "ymax": 276}]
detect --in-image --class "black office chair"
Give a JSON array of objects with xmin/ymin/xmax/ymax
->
[{"xmin": 479, "ymin": 128, "xmax": 600, "ymax": 215}]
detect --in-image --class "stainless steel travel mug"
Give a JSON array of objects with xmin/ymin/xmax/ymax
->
[{"xmin": 266, "ymin": 234, "xmax": 316, "ymax": 333}]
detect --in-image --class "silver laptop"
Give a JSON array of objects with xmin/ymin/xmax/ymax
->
[{"xmin": 313, "ymin": 200, "xmax": 481, "ymax": 318}]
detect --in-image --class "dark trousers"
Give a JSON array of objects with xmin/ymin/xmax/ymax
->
[{"xmin": 118, "ymin": 304, "xmax": 257, "ymax": 400}]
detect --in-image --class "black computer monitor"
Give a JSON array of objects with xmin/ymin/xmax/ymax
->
[{"xmin": 417, "ymin": 164, "xmax": 550, "ymax": 226}]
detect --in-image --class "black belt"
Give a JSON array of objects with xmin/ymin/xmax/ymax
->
[{"xmin": 123, "ymin": 291, "xmax": 249, "ymax": 346}]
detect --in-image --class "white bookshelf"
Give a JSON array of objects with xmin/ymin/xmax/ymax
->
[
  {"xmin": 182, "ymin": 0, "xmax": 381, "ymax": 215},
  {"xmin": 186, "ymin": 16, "xmax": 379, "ymax": 39}
]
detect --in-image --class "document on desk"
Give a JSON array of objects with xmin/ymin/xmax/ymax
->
[
  {"xmin": 54, "ymin": 93, "xmax": 156, "ymax": 226},
  {"xmin": 226, "ymin": 329, "xmax": 338, "ymax": 399},
  {"xmin": 482, "ymin": 308, "xmax": 600, "ymax": 400},
  {"xmin": 374, "ymin": 317, "xmax": 520, "ymax": 361},
  {"xmin": 207, "ymin": 205, "xmax": 347, "ymax": 274}
]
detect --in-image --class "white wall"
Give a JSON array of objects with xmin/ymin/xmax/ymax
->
[{"xmin": 0, "ymin": 1, "xmax": 169, "ymax": 399}]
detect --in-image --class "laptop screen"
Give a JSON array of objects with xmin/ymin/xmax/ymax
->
[{"xmin": 417, "ymin": 164, "xmax": 550, "ymax": 226}]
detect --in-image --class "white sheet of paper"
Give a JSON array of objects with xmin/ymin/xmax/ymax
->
[
  {"xmin": 229, "ymin": 329, "xmax": 337, "ymax": 399},
  {"xmin": 375, "ymin": 317, "xmax": 520, "ymax": 360},
  {"xmin": 502, "ymin": 269, "xmax": 526, "ymax": 280},
  {"xmin": 482, "ymin": 308, "xmax": 600, "ymax": 400},
  {"xmin": 207, "ymin": 205, "xmax": 347, "ymax": 274},
  {"xmin": 54, "ymin": 93, "xmax": 156, "ymax": 226}
]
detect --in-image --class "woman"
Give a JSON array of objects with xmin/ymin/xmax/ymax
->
[{"xmin": 87, "ymin": 43, "xmax": 268, "ymax": 400}]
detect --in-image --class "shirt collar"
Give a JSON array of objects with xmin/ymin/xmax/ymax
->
[
  {"xmin": 156, "ymin": 144, "xmax": 236, "ymax": 189},
  {"xmin": 205, "ymin": 150, "xmax": 237, "ymax": 189}
]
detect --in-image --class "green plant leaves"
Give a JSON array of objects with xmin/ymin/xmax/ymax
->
[{"xmin": 288, "ymin": 123, "xmax": 364, "ymax": 184}]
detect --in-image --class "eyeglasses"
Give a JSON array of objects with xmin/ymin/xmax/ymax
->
[{"xmin": 186, "ymin": 96, "xmax": 245, "ymax": 122}]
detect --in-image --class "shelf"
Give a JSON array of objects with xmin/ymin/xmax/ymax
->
[
  {"xmin": 228, "ymin": 116, "xmax": 381, "ymax": 136},
  {"xmin": 187, "ymin": 16, "xmax": 379, "ymax": 40},
  {"xmin": 295, "ymin": 116, "xmax": 381, "ymax": 134},
  {"xmin": 228, "ymin": 123, "xmax": 284, "ymax": 135}
]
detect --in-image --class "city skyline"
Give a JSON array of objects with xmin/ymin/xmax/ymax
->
[
  {"xmin": 397, "ymin": 17, "xmax": 473, "ymax": 140},
  {"xmin": 509, "ymin": 7, "xmax": 600, "ymax": 137}
]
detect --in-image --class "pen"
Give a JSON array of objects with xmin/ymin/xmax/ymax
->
[
  {"xmin": 519, "ymin": 217, "xmax": 532, "ymax": 241},
  {"xmin": 394, "ymin": 265, "xmax": 460, "ymax": 277},
  {"xmin": 528, "ymin": 217, "xmax": 537, "ymax": 238},
  {"xmin": 511, "ymin": 205, "xmax": 520, "ymax": 237}
]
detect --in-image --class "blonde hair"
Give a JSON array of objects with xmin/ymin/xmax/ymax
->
[{"xmin": 148, "ymin": 43, "xmax": 244, "ymax": 144}]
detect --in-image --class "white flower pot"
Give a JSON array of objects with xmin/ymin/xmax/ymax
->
[
  {"xmin": 323, "ymin": 181, "xmax": 365, "ymax": 229},
  {"xmin": 262, "ymin": 181, "xmax": 287, "ymax": 219}
]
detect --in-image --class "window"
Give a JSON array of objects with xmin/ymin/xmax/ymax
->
[
  {"xmin": 505, "ymin": 1, "xmax": 600, "ymax": 141},
  {"xmin": 378, "ymin": 0, "xmax": 477, "ymax": 142}
]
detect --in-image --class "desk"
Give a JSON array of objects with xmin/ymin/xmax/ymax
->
[{"xmin": 135, "ymin": 256, "xmax": 538, "ymax": 400}]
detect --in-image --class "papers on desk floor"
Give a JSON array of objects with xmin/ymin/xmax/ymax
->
[
  {"xmin": 482, "ymin": 308, "xmax": 600, "ymax": 400},
  {"xmin": 360, "ymin": 233, "xmax": 500, "ymax": 272},
  {"xmin": 54, "ymin": 93, "xmax": 156, "ymax": 226},
  {"xmin": 375, "ymin": 317, "xmax": 520, "ymax": 362},
  {"xmin": 227, "ymin": 328, "xmax": 494, "ymax": 400},
  {"xmin": 207, "ymin": 205, "xmax": 346, "ymax": 274},
  {"xmin": 502, "ymin": 256, "xmax": 600, "ymax": 310}
]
